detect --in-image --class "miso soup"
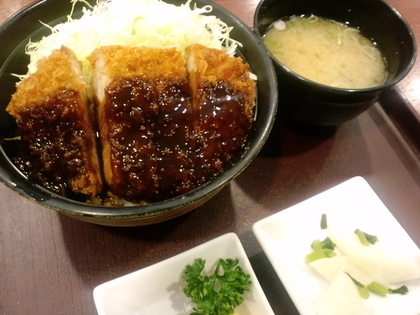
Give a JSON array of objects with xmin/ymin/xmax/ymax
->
[{"xmin": 264, "ymin": 15, "xmax": 388, "ymax": 89}]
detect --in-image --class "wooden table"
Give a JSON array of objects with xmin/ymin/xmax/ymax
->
[{"xmin": 1, "ymin": 0, "xmax": 420, "ymax": 314}]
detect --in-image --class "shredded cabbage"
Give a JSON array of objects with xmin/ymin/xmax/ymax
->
[{"xmin": 23, "ymin": 0, "xmax": 240, "ymax": 80}]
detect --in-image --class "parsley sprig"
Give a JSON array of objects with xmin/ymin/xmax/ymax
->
[{"xmin": 183, "ymin": 258, "xmax": 252, "ymax": 315}]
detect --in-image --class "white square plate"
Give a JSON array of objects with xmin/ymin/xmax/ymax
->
[
  {"xmin": 253, "ymin": 176, "xmax": 420, "ymax": 315},
  {"xmin": 93, "ymin": 232, "xmax": 274, "ymax": 315}
]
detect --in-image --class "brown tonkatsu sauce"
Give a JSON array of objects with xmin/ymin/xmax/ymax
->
[
  {"xmin": 103, "ymin": 77, "xmax": 196, "ymax": 201},
  {"xmin": 154, "ymin": 79, "xmax": 197, "ymax": 198},
  {"xmin": 102, "ymin": 77, "xmax": 251, "ymax": 202},
  {"xmin": 8, "ymin": 45, "xmax": 256, "ymax": 204},
  {"xmin": 194, "ymin": 81, "xmax": 252, "ymax": 184},
  {"xmin": 15, "ymin": 89, "xmax": 98, "ymax": 196}
]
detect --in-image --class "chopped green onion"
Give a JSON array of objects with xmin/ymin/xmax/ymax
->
[
  {"xmin": 322, "ymin": 237, "xmax": 336, "ymax": 250},
  {"xmin": 354, "ymin": 229, "xmax": 378, "ymax": 246},
  {"xmin": 305, "ymin": 249, "xmax": 336, "ymax": 263},
  {"xmin": 367, "ymin": 282, "xmax": 388, "ymax": 296},
  {"xmin": 311, "ymin": 238, "xmax": 336, "ymax": 251},
  {"xmin": 345, "ymin": 272, "xmax": 370, "ymax": 299},
  {"xmin": 320, "ymin": 213, "xmax": 327, "ymax": 230},
  {"xmin": 322, "ymin": 249, "xmax": 336, "ymax": 258},
  {"xmin": 311, "ymin": 239, "xmax": 324, "ymax": 252},
  {"xmin": 355, "ymin": 229, "xmax": 369, "ymax": 246},
  {"xmin": 389, "ymin": 285, "xmax": 409, "ymax": 295},
  {"xmin": 305, "ymin": 251, "xmax": 327, "ymax": 263},
  {"xmin": 364, "ymin": 233, "xmax": 379, "ymax": 244},
  {"xmin": 356, "ymin": 285, "xmax": 371, "ymax": 299},
  {"xmin": 305, "ymin": 238, "xmax": 336, "ymax": 263},
  {"xmin": 367, "ymin": 282, "xmax": 409, "ymax": 297}
]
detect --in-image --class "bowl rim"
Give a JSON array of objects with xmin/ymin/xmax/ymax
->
[
  {"xmin": 253, "ymin": 0, "xmax": 418, "ymax": 93},
  {"xmin": 0, "ymin": 0, "xmax": 278, "ymax": 221}
]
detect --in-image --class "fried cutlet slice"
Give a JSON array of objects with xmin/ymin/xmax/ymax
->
[
  {"xmin": 185, "ymin": 44, "xmax": 256, "ymax": 183},
  {"xmin": 6, "ymin": 46, "xmax": 103, "ymax": 197},
  {"xmin": 89, "ymin": 45, "xmax": 195, "ymax": 201}
]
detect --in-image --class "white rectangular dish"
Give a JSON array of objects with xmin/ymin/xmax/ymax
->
[
  {"xmin": 94, "ymin": 232, "xmax": 274, "ymax": 315},
  {"xmin": 253, "ymin": 176, "xmax": 420, "ymax": 315}
]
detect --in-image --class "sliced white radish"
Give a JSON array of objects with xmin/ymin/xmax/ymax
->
[
  {"xmin": 313, "ymin": 271, "xmax": 366, "ymax": 315},
  {"xmin": 327, "ymin": 219, "xmax": 420, "ymax": 284},
  {"xmin": 309, "ymin": 255, "xmax": 378, "ymax": 284}
]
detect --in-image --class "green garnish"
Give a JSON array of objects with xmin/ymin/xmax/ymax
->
[
  {"xmin": 320, "ymin": 213, "xmax": 328, "ymax": 230},
  {"xmin": 320, "ymin": 237, "xmax": 336, "ymax": 250},
  {"xmin": 346, "ymin": 274, "xmax": 410, "ymax": 299},
  {"xmin": 305, "ymin": 237, "xmax": 337, "ymax": 263},
  {"xmin": 367, "ymin": 282, "xmax": 409, "ymax": 297},
  {"xmin": 354, "ymin": 229, "xmax": 379, "ymax": 246},
  {"xmin": 345, "ymin": 273, "xmax": 370, "ymax": 299},
  {"xmin": 183, "ymin": 258, "xmax": 252, "ymax": 315}
]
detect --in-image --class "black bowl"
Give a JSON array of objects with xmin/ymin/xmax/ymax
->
[
  {"xmin": 0, "ymin": 0, "xmax": 278, "ymax": 226},
  {"xmin": 254, "ymin": 0, "xmax": 416, "ymax": 126}
]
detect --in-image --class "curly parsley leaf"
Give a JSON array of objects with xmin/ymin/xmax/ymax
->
[{"xmin": 183, "ymin": 258, "xmax": 252, "ymax": 315}]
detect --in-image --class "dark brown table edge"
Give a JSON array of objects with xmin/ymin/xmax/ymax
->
[{"xmin": 373, "ymin": 87, "xmax": 420, "ymax": 184}]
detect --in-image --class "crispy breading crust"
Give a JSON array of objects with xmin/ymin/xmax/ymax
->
[
  {"xmin": 186, "ymin": 43, "xmax": 256, "ymax": 121},
  {"xmin": 6, "ymin": 46, "xmax": 103, "ymax": 197},
  {"xmin": 88, "ymin": 45, "xmax": 187, "ymax": 88},
  {"xmin": 89, "ymin": 45, "xmax": 194, "ymax": 200},
  {"xmin": 185, "ymin": 44, "xmax": 256, "ymax": 183},
  {"xmin": 7, "ymin": 46, "xmax": 86, "ymax": 116},
  {"xmin": 7, "ymin": 44, "xmax": 256, "ymax": 201}
]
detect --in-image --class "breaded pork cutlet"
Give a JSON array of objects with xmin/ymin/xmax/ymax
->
[
  {"xmin": 89, "ymin": 45, "xmax": 195, "ymax": 201},
  {"xmin": 185, "ymin": 43, "xmax": 256, "ymax": 184},
  {"xmin": 6, "ymin": 46, "xmax": 103, "ymax": 197}
]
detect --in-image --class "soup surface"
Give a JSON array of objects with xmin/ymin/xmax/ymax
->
[{"xmin": 264, "ymin": 15, "xmax": 388, "ymax": 89}]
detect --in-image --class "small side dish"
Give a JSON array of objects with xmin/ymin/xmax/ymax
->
[
  {"xmin": 93, "ymin": 233, "xmax": 274, "ymax": 315},
  {"xmin": 253, "ymin": 177, "xmax": 420, "ymax": 315},
  {"xmin": 306, "ymin": 213, "xmax": 419, "ymax": 315}
]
